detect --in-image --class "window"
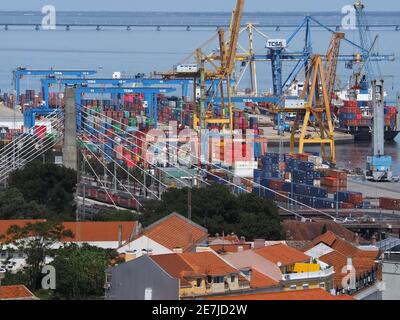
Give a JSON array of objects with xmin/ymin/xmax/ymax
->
[
  {"xmin": 319, "ymin": 282, "xmax": 325, "ymax": 289},
  {"xmin": 213, "ymin": 276, "xmax": 224, "ymax": 284},
  {"xmin": 231, "ymin": 275, "xmax": 236, "ymax": 283},
  {"xmin": 196, "ymin": 279, "xmax": 202, "ymax": 287},
  {"xmin": 144, "ymin": 287, "xmax": 153, "ymax": 300},
  {"xmin": 290, "ymin": 285, "xmax": 297, "ymax": 290},
  {"xmin": 105, "ymin": 272, "xmax": 112, "ymax": 284},
  {"xmin": 302, "ymin": 284, "xmax": 309, "ymax": 289},
  {"xmin": 207, "ymin": 276, "xmax": 212, "ymax": 284}
]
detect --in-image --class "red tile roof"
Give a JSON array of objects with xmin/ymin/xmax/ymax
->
[
  {"xmin": 150, "ymin": 253, "xmax": 193, "ymax": 279},
  {"xmin": 283, "ymin": 220, "xmax": 361, "ymax": 242},
  {"xmin": 180, "ymin": 251, "xmax": 238, "ymax": 276},
  {"xmin": 305, "ymin": 231, "xmax": 380, "ymax": 290},
  {"xmin": 62, "ymin": 221, "xmax": 137, "ymax": 243},
  {"xmin": 250, "ymin": 268, "xmax": 280, "ymax": 289},
  {"xmin": 0, "ymin": 285, "xmax": 37, "ymax": 300},
  {"xmin": 304, "ymin": 231, "xmax": 379, "ymax": 259},
  {"xmin": 0, "ymin": 220, "xmax": 138, "ymax": 244},
  {"xmin": 208, "ymin": 235, "xmax": 241, "ymax": 245},
  {"xmin": 320, "ymin": 250, "xmax": 377, "ymax": 289},
  {"xmin": 210, "ymin": 243, "xmax": 252, "ymax": 253},
  {"xmin": 209, "ymin": 288, "xmax": 353, "ymax": 300},
  {"xmin": 0, "ymin": 220, "xmax": 47, "ymax": 243},
  {"xmin": 142, "ymin": 213, "xmax": 208, "ymax": 251},
  {"xmin": 255, "ymin": 243, "xmax": 310, "ymax": 267},
  {"xmin": 151, "ymin": 251, "xmax": 239, "ymax": 283}
]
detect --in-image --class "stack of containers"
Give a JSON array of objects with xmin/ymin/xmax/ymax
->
[
  {"xmin": 384, "ymin": 106, "xmax": 397, "ymax": 129},
  {"xmin": 334, "ymin": 191, "xmax": 363, "ymax": 208},
  {"xmin": 338, "ymin": 100, "xmax": 370, "ymax": 127},
  {"xmin": 320, "ymin": 169, "xmax": 348, "ymax": 191}
]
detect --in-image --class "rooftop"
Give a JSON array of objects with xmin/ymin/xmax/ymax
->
[
  {"xmin": 283, "ymin": 220, "xmax": 362, "ymax": 243},
  {"xmin": 142, "ymin": 213, "xmax": 208, "ymax": 252},
  {"xmin": 209, "ymin": 288, "xmax": 353, "ymax": 300},
  {"xmin": 62, "ymin": 221, "xmax": 138, "ymax": 243},
  {"xmin": 304, "ymin": 231, "xmax": 379, "ymax": 259},
  {"xmin": 0, "ymin": 220, "xmax": 47, "ymax": 243},
  {"xmin": 0, "ymin": 285, "xmax": 37, "ymax": 300},
  {"xmin": 255, "ymin": 243, "xmax": 310, "ymax": 267},
  {"xmin": 249, "ymin": 268, "xmax": 280, "ymax": 289},
  {"xmin": 150, "ymin": 251, "xmax": 239, "ymax": 282}
]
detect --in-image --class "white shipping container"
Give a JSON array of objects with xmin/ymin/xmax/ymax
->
[{"xmin": 174, "ymin": 64, "xmax": 199, "ymax": 73}]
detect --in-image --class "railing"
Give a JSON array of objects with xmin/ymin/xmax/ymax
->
[{"xmin": 283, "ymin": 267, "xmax": 335, "ymax": 281}]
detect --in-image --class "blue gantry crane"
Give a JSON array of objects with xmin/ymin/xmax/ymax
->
[{"xmin": 13, "ymin": 67, "xmax": 97, "ymax": 104}]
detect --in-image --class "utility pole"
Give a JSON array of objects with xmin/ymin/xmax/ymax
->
[{"xmin": 188, "ymin": 179, "xmax": 193, "ymax": 221}]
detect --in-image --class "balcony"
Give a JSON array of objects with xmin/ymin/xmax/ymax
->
[{"xmin": 282, "ymin": 266, "xmax": 335, "ymax": 281}]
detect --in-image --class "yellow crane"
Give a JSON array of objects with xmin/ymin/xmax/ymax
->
[
  {"xmin": 324, "ymin": 32, "xmax": 345, "ymax": 104},
  {"xmin": 282, "ymin": 55, "xmax": 336, "ymax": 163},
  {"xmin": 161, "ymin": 0, "xmax": 245, "ymax": 132}
]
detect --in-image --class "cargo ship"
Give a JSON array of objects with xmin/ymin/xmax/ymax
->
[{"xmin": 334, "ymin": 80, "xmax": 400, "ymax": 141}]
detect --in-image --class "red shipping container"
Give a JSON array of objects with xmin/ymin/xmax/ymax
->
[
  {"xmin": 379, "ymin": 197, "xmax": 400, "ymax": 211},
  {"xmin": 340, "ymin": 202, "xmax": 355, "ymax": 209},
  {"xmin": 348, "ymin": 193, "xmax": 363, "ymax": 205},
  {"xmin": 34, "ymin": 125, "xmax": 47, "ymax": 140}
]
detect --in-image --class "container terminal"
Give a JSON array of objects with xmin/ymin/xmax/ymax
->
[{"xmin": 0, "ymin": 0, "xmax": 400, "ymax": 243}]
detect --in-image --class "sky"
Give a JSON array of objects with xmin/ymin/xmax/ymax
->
[{"xmin": 0, "ymin": 0, "xmax": 399, "ymax": 11}]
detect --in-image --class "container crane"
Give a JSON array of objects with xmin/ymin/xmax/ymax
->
[
  {"xmin": 365, "ymin": 80, "xmax": 393, "ymax": 181},
  {"xmin": 283, "ymin": 55, "xmax": 336, "ymax": 163}
]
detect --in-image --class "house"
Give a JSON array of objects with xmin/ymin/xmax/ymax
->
[
  {"xmin": 207, "ymin": 233, "xmax": 252, "ymax": 253},
  {"xmin": 303, "ymin": 231, "xmax": 383, "ymax": 299},
  {"xmin": 61, "ymin": 221, "xmax": 140, "ymax": 249},
  {"xmin": 376, "ymin": 237, "xmax": 400, "ymax": 300},
  {"xmin": 0, "ymin": 285, "xmax": 38, "ymax": 300},
  {"xmin": 0, "ymin": 220, "xmax": 47, "ymax": 272},
  {"xmin": 105, "ymin": 250, "xmax": 251, "ymax": 300},
  {"xmin": 208, "ymin": 288, "xmax": 354, "ymax": 300},
  {"xmin": 222, "ymin": 249, "xmax": 283, "ymax": 292},
  {"xmin": 0, "ymin": 220, "xmax": 140, "ymax": 273},
  {"xmin": 118, "ymin": 213, "xmax": 208, "ymax": 259},
  {"xmin": 223, "ymin": 242, "xmax": 334, "ymax": 292},
  {"xmin": 282, "ymin": 220, "xmax": 364, "ymax": 243}
]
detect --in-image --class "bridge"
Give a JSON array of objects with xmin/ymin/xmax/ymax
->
[{"xmin": 1, "ymin": 11, "xmax": 400, "ymax": 31}]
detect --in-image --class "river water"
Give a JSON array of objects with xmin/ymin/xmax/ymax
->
[{"xmin": 0, "ymin": 11, "xmax": 398, "ymax": 173}]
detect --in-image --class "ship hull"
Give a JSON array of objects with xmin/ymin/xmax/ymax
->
[{"xmin": 336, "ymin": 126, "xmax": 399, "ymax": 141}]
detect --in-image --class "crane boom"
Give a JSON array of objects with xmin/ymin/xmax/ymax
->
[
  {"xmin": 324, "ymin": 32, "xmax": 344, "ymax": 102},
  {"xmin": 225, "ymin": 0, "xmax": 245, "ymax": 75}
]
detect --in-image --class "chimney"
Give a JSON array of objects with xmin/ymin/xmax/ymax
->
[
  {"xmin": 173, "ymin": 247, "xmax": 183, "ymax": 254},
  {"xmin": 118, "ymin": 225, "xmax": 123, "ymax": 248},
  {"xmin": 254, "ymin": 239, "xmax": 265, "ymax": 249},
  {"xmin": 347, "ymin": 257, "xmax": 353, "ymax": 271}
]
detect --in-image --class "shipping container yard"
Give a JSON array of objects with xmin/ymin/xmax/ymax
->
[{"xmin": 0, "ymin": 0, "xmax": 400, "ymax": 303}]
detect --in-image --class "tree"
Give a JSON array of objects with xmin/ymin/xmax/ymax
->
[
  {"xmin": 1, "ymin": 221, "xmax": 73, "ymax": 291},
  {"xmin": 8, "ymin": 162, "xmax": 77, "ymax": 218},
  {"xmin": 94, "ymin": 209, "xmax": 140, "ymax": 222},
  {"xmin": 141, "ymin": 184, "xmax": 282, "ymax": 240},
  {"xmin": 50, "ymin": 244, "xmax": 120, "ymax": 300},
  {"xmin": 0, "ymin": 188, "xmax": 46, "ymax": 219}
]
